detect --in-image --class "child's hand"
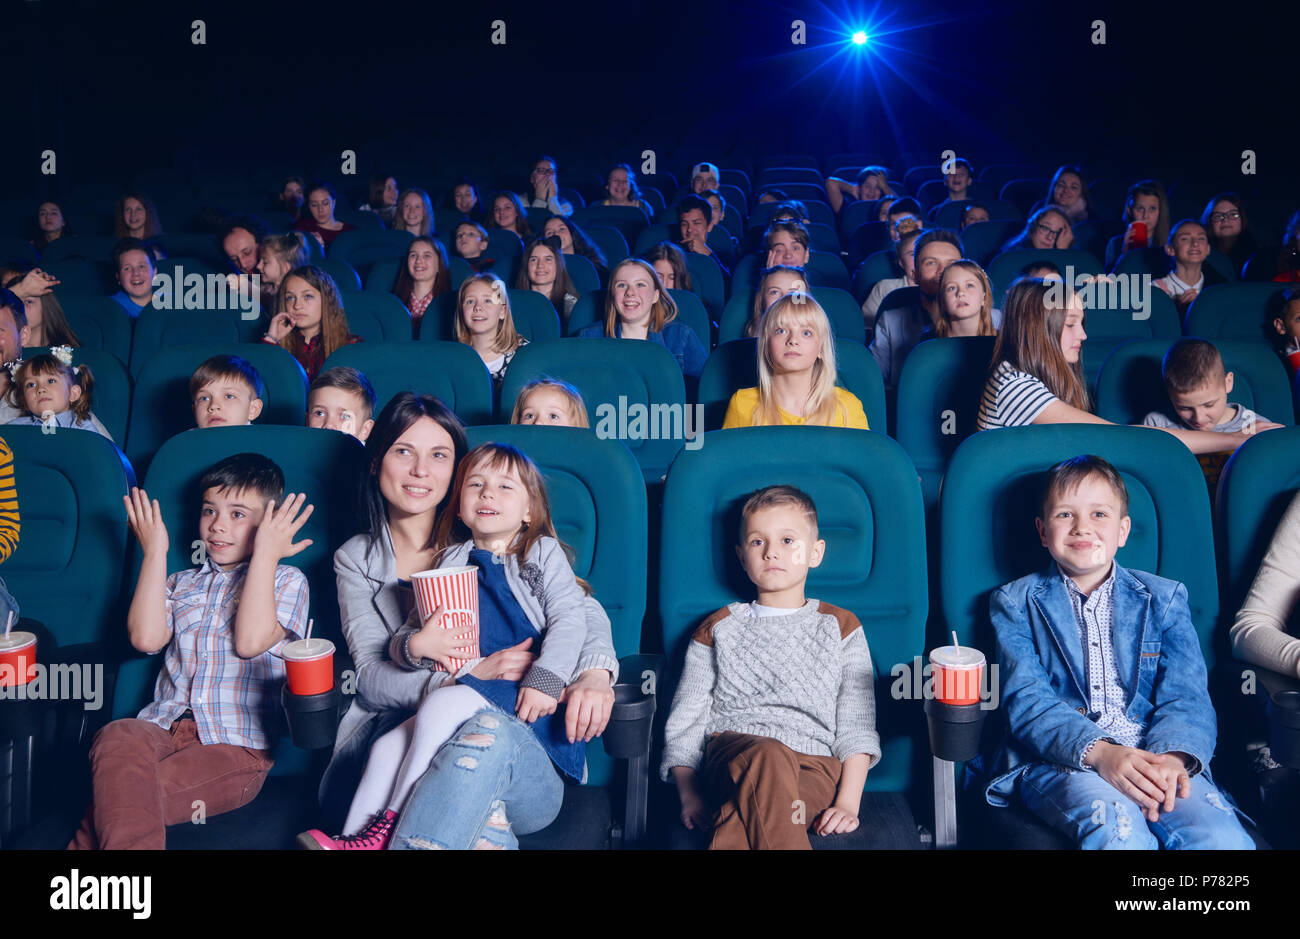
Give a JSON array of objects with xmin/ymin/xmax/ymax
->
[
  {"xmin": 123, "ymin": 487, "xmax": 169, "ymax": 557},
  {"xmin": 1147, "ymin": 752, "xmax": 1191, "ymax": 817},
  {"xmin": 1087, "ymin": 741, "xmax": 1167, "ymax": 819},
  {"xmin": 679, "ymin": 790, "xmax": 711, "ymax": 831},
  {"xmin": 814, "ymin": 804, "xmax": 860, "ymax": 836},
  {"xmin": 515, "ymin": 686, "xmax": 558, "ymax": 723},
  {"xmin": 1175, "ymin": 288, "xmax": 1199, "ymax": 312},
  {"xmin": 251, "ymin": 492, "xmax": 314, "ymax": 562},
  {"xmin": 265, "ymin": 312, "xmax": 294, "ymax": 342},
  {"xmin": 411, "ymin": 605, "xmax": 476, "ymax": 669},
  {"xmin": 765, "ymin": 247, "xmax": 778, "ymax": 269}
]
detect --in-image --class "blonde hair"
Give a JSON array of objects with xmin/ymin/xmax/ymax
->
[
  {"xmin": 454, "ymin": 272, "xmax": 523, "ymax": 355},
  {"xmin": 989, "ymin": 278, "xmax": 1089, "ymax": 411},
  {"xmin": 935, "ymin": 260, "xmax": 997, "ymax": 338},
  {"xmin": 510, "ymin": 377, "xmax": 590, "ymax": 428},
  {"xmin": 603, "ymin": 259, "xmax": 677, "ymax": 335},
  {"xmin": 753, "ymin": 293, "xmax": 847, "ymax": 426}
]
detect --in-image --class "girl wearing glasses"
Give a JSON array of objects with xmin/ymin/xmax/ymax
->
[
  {"xmin": 1000, "ymin": 207, "xmax": 1075, "ymax": 253},
  {"xmin": 1200, "ymin": 194, "xmax": 1256, "ymax": 279}
]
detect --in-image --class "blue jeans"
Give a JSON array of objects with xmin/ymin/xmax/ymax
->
[
  {"xmin": 1019, "ymin": 763, "xmax": 1255, "ymax": 850},
  {"xmin": 388, "ymin": 708, "xmax": 564, "ymax": 850}
]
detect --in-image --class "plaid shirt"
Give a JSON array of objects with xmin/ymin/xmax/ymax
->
[{"xmin": 137, "ymin": 558, "xmax": 310, "ymax": 749}]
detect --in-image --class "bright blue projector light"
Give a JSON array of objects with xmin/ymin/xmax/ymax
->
[{"xmin": 851, "ymin": 30, "xmax": 868, "ymax": 45}]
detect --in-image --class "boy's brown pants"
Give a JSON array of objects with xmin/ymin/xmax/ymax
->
[
  {"xmin": 701, "ymin": 732, "xmax": 842, "ymax": 850},
  {"xmin": 67, "ymin": 713, "xmax": 273, "ymax": 850}
]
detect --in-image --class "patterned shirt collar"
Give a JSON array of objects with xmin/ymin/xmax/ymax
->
[{"xmin": 1058, "ymin": 561, "xmax": 1116, "ymax": 603}]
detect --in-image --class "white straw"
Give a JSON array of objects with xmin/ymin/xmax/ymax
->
[
  {"xmin": 951, "ymin": 630, "xmax": 960, "ymax": 649},
  {"xmin": 3, "ymin": 611, "xmax": 11, "ymax": 641},
  {"xmin": 304, "ymin": 618, "xmax": 314, "ymax": 653}
]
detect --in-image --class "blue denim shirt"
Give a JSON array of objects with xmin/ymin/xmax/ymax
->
[
  {"xmin": 983, "ymin": 562, "xmax": 1219, "ymax": 806},
  {"xmin": 575, "ymin": 320, "xmax": 708, "ymax": 378}
]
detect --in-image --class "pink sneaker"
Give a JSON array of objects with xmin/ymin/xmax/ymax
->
[{"xmin": 297, "ymin": 810, "xmax": 397, "ymax": 850}]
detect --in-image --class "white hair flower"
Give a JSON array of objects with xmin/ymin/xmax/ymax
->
[{"xmin": 50, "ymin": 345, "xmax": 74, "ymax": 367}]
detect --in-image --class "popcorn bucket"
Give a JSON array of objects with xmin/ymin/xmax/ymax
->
[{"xmin": 411, "ymin": 566, "xmax": 480, "ymax": 671}]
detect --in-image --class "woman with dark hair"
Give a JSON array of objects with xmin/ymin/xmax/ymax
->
[
  {"xmin": 1274, "ymin": 212, "xmax": 1300, "ymax": 283},
  {"xmin": 2, "ymin": 273, "xmax": 81, "ymax": 347},
  {"xmin": 1201, "ymin": 193, "xmax": 1257, "ymax": 278},
  {"xmin": 392, "ymin": 236, "xmax": 451, "ymax": 335},
  {"xmin": 541, "ymin": 216, "xmax": 607, "ymax": 272},
  {"xmin": 360, "ymin": 173, "xmax": 399, "ymax": 228},
  {"xmin": 314, "ymin": 392, "xmax": 619, "ymax": 842},
  {"xmin": 1036, "ymin": 166, "xmax": 1090, "ymax": 223},
  {"xmin": 1001, "ymin": 206, "xmax": 1075, "ymax": 253},
  {"xmin": 292, "ymin": 180, "xmax": 356, "ymax": 249},
  {"xmin": 451, "ymin": 178, "xmax": 486, "ymax": 223},
  {"xmin": 1104, "ymin": 180, "xmax": 1170, "ymax": 271},
  {"xmin": 32, "ymin": 202, "xmax": 68, "ymax": 249},
  {"xmin": 114, "ymin": 192, "xmax": 164, "ymax": 240},
  {"xmin": 598, "ymin": 163, "xmax": 649, "ymax": 214},
  {"xmin": 516, "ymin": 237, "xmax": 579, "ymax": 320},
  {"xmin": 643, "ymin": 241, "xmax": 694, "ymax": 292},
  {"xmin": 489, "ymin": 191, "xmax": 534, "ymax": 240}
]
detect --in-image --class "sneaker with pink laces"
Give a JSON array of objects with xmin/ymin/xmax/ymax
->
[{"xmin": 297, "ymin": 810, "xmax": 397, "ymax": 850}]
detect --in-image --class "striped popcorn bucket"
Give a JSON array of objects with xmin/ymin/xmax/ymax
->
[{"xmin": 410, "ymin": 566, "xmax": 480, "ymax": 672}]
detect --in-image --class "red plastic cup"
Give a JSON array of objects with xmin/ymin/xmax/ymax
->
[
  {"xmin": 411, "ymin": 566, "xmax": 479, "ymax": 672},
  {"xmin": 930, "ymin": 644, "xmax": 985, "ymax": 706},
  {"xmin": 282, "ymin": 638, "xmax": 335, "ymax": 696},
  {"xmin": 1128, "ymin": 221, "xmax": 1148, "ymax": 249},
  {"xmin": 0, "ymin": 631, "xmax": 36, "ymax": 687}
]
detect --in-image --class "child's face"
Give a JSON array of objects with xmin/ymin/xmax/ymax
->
[
  {"xmin": 281, "ymin": 181, "xmax": 304, "ymax": 207},
  {"xmin": 306, "ymin": 386, "xmax": 373, "ymax": 441},
  {"xmin": 122, "ymin": 198, "xmax": 147, "ymax": 233},
  {"xmin": 651, "ymin": 259, "xmax": 676, "ymax": 289},
  {"xmin": 1036, "ymin": 474, "xmax": 1131, "ymax": 584},
  {"xmin": 1052, "ymin": 173, "xmax": 1083, "ymax": 208},
  {"xmin": 282, "ymin": 275, "xmax": 323, "ymax": 338},
  {"xmin": 526, "ymin": 247, "xmax": 556, "ymax": 288},
  {"xmin": 459, "ymin": 460, "xmax": 531, "ymax": 550},
  {"xmin": 382, "ymin": 177, "xmax": 399, "ymax": 208},
  {"xmin": 1208, "ymin": 201, "xmax": 1242, "ymax": 239},
  {"xmin": 377, "ymin": 416, "xmax": 456, "ymax": 519},
  {"xmin": 493, "ymin": 197, "xmax": 518, "ymax": 229},
  {"xmin": 692, "ymin": 173, "xmax": 717, "ymax": 194},
  {"xmin": 1059, "ymin": 298, "xmax": 1087, "ymax": 364},
  {"xmin": 543, "ymin": 218, "xmax": 573, "ymax": 252},
  {"xmin": 117, "ymin": 248, "xmax": 156, "ymax": 301},
  {"xmin": 308, "ymin": 189, "xmax": 335, "ymax": 225},
  {"xmin": 767, "ymin": 232, "xmax": 809, "ymax": 267},
  {"xmin": 461, "ymin": 281, "xmax": 506, "ymax": 338},
  {"xmin": 706, "ymin": 196, "xmax": 724, "ymax": 228},
  {"xmin": 407, "ymin": 242, "xmax": 439, "ymax": 281},
  {"xmin": 453, "ymin": 185, "xmax": 476, "ymax": 214},
  {"xmin": 1166, "ymin": 224, "xmax": 1210, "ymax": 265},
  {"xmin": 517, "ymin": 386, "xmax": 578, "ymax": 426},
  {"xmin": 876, "ymin": 199, "xmax": 897, "ymax": 222},
  {"xmin": 760, "ymin": 271, "xmax": 807, "ymax": 312},
  {"xmin": 607, "ymin": 169, "xmax": 631, "ymax": 201},
  {"xmin": 21, "ymin": 368, "xmax": 80, "ymax": 417},
  {"xmin": 1274, "ymin": 300, "xmax": 1300, "ymax": 341},
  {"xmin": 400, "ymin": 194, "xmax": 425, "ymax": 229},
  {"xmin": 38, "ymin": 202, "xmax": 64, "ymax": 233},
  {"xmin": 961, "ymin": 207, "xmax": 990, "ymax": 228},
  {"xmin": 898, "ymin": 243, "xmax": 918, "ymax": 282},
  {"xmin": 199, "ymin": 486, "xmax": 269, "ymax": 570},
  {"xmin": 456, "ymin": 225, "xmax": 486, "ymax": 258},
  {"xmin": 941, "ymin": 268, "xmax": 984, "ymax": 322},
  {"xmin": 1031, "ymin": 213, "xmax": 1068, "ymax": 250},
  {"xmin": 193, "ymin": 378, "xmax": 263, "ymax": 428},
  {"xmin": 859, "ymin": 174, "xmax": 885, "ymax": 201},
  {"xmin": 1130, "ymin": 193, "xmax": 1159, "ymax": 229},
  {"xmin": 735, "ymin": 504, "xmax": 825, "ymax": 596},
  {"xmin": 945, "ymin": 166, "xmax": 971, "ymax": 196},
  {"xmin": 611, "ymin": 264, "xmax": 658, "ymax": 326},
  {"xmin": 767, "ymin": 314, "xmax": 819, "ymax": 374},
  {"xmin": 1169, "ymin": 374, "xmax": 1234, "ymax": 430},
  {"xmin": 257, "ymin": 246, "xmax": 289, "ymax": 289}
]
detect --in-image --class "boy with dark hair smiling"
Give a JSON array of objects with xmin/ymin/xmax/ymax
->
[
  {"xmin": 984, "ymin": 455, "xmax": 1253, "ymax": 849},
  {"xmin": 661, "ymin": 484, "xmax": 879, "ymax": 849},
  {"xmin": 68, "ymin": 453, "xmax": 313, "ymax": 849}
]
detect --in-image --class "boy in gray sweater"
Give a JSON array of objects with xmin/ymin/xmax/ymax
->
[{"xmin": 660, "ymin": 485, "xmax": 880, "ymax": 849}]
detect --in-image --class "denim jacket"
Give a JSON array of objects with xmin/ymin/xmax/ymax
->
[
  {"xmin": 575, "ymin": 320, "xmax": 708, "ymax": 378},
  {"xmin": 984, "ymin": 562, "xmax": 1219, "ymax": 806}
]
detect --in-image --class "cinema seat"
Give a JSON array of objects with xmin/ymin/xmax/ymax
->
[
  {"xmin": 321, "ymin": 258, "xmax": 362, "ymax": 293},
  {"xmin": 327, "ymin": 230, "xmax": 414, "ymax": 280},
  {"xmin": 339, "ymin": 291, "xmax": 413, "ymax": 342},
  {"xmin": 959, "ymin": 220, "xmax": 1026, "ymax": 268},
  {"xmin": 986, "ymin": 248, "xmax": 1104, "ymax": 299},
  {"xmin": 938, "ymin": 424, "xmax": 1226, "ymax": 848},
  {"xmin": 698, "ymin": 338, "xmax": 886, "ymax": 432},
  {"xmin": 57, "ymin": 295, "xmax": 133, "ymax": 367},
  {"xmin": 43, "ymin": 260, "xmax": 114, "ymax": 295},
  {"xmin": 582, "ymin": 226, "xmax": 629, "ymax": 267},
  {"xmin": 418, "ymin": 289, "xmax": 560, "ymax": 344},
  {"xmin": 321, "ymin": 341, "xmax": 492, "ymax": 425},
  {"xmin": 657, "ymin": 427, "xmax": 928, "ymax": 848},
  {"xmin": 129, "ymin": 304, "xmax": 262, "ymax": 377},
  {"xmin": 40, "ymin": 236, "xmax": 119, "ymax": 264},
  {"xmin": 682, "ymin": 253, "xmax": 725, "ymax": 318},
  {"xmin": 364, "ymin": 258, "xmax": 401, "ymax": 293},
  {"xmin": 565, "ymin": 253, "xmax": 601, "ymax": 295},
  {"xmin": 1076, "ymin": 283, "xmax": 1182, "ymax": 394},
  {"xmin": 1095, "ymin": 338, "xmax": 1294, "ymax": 427},
  {"xmin": 19, "ymin": 345, "xmax": 131, "ymax": 444},
  {"xmin": 498, "ymin": 338, "xmax": 687, "ymax": 481},
  {"xmin": 1184, "ymin": 283, "xmax": 1291, "ymax": 342},
  {"xmin": 852, "ymin": 250, "xmax": 899, "ymax": 304},
  {"xmin": 573, "ymin": 206, "xmax": 650, "ymax": 246},
  {"xmin": 125, "ymin": 342, "xmax": 309, "ymax": 477}
]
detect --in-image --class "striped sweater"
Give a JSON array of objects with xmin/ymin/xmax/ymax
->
[
  {"xmin": 0, "ymin": 436, "xmax": 17, "ymax": 562},
  {"xmin": 660, "ymin": 599, "xmax": 880, "ymax": 781}
]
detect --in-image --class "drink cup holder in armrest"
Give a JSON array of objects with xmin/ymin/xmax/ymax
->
[{"xmin": 281, "ymin": 683, "xmax": 341, "ymax": 751}]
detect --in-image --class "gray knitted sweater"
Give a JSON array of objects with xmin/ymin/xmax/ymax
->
[{"xmin": 659, "ymin": 600, "xmax": 881, "ymax": 781}]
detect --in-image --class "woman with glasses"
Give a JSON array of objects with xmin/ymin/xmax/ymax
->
[
  {"xmin": 1200, "ymin": 193, "xmax": 1257, "ymax": 279},
  {"xmin": 1000, "ymin": 206, "xmax": 1075, "ymax": 253}
]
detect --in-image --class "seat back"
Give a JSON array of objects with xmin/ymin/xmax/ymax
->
[
  {"xmin": 939, "ymin": 425, "xmax": 1220, "ymax": 666},
  {"xmin": 1096, "ymin": 338, "xmax": 1295, "ymax": 426},
  {"xmin": 659, "ymin": 428, "xmax": 929, "ymax": 793},
  {"xmin": 957, "ymin": 220, "xmax": 1023, "ymax": 267},
  {"xmin": 464, "ymin": 425, "xmax": 646, "ymax": 785},
  {"xmin": 130, "ymin": 304, "xmax": 262, "ymax": 377},
  {"xmin": 682, "ymin": 253, "xmax": 725, "ymax": 316},
  {"xmin": 126, "ymin": 343, "xmax": 310, "ymax": 475},
  {"xmin": 3, "ymin": 426, "xmax": 133, "ymax": 647},
  {"xmin": 499, "ymin": 339, "xmax": 687, "ymax": 480},
  {"xmin": 1184, "ymin": 283, "xmax": 1291, "ymax": 342},
  {"xmin": 321, "ymin": 258, "xmax": 362, "ymax": 293},
  {"xmin": 1077, "ymin": 283, "xmax": 1182, "ymax": 393},
  {"xmin": 58, "ymin": 294, "xmax": 134, "ymax": 367},
  {"xmin": 327, "ymin": 230, "xmax": 414, "ymax": 276},
  {"xmin": 321, "ymin": 341, "xmax": 493, "ymax": 424},
  {"xmin": 666, "ymin": 289, "xmax": 712, "ymax": 348},
  {"xmin": 697, "ymin": 338, "xmax": 886, "ymax": 431},
  {"xmin": 503, "ymin": 289, "xmax": 562, "ymax": 342},
  {"xmin": 986, "ymin": 249, "xmax": 1104, "ymax": 298},
  {"xmin": 895, "ymin": 336, "xmax": 999, "ymax": 511},
  {"xmin": 340, "ymin": 291, "xmax": 414, "ymax": 343}
]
